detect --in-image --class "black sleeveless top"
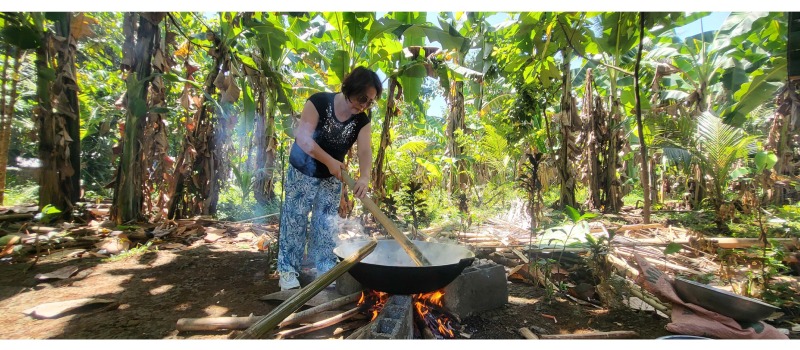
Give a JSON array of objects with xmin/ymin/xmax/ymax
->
[{"xmin": 289, "ymin": 92, "xmax": 370, "ymax": 178}]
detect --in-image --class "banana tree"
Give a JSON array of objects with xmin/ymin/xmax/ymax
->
[
  {"xmin": 113, "ymin": 12, "xmax": 165, "ymax": 223},
  {"xmin": 3, "ymin": 12, "xmax": 83, "ymax": 215},
  {"xmin": 647, "ymin": 12, "xmax": 776, "ymax": 124},
  {"xmin": 647, "ymin": 12, "xmax": 785, "ymax": 206},
  {"xmin": 239, "ymin": 12, "xmax": 300, "ymax": 205},
  {"xmin": 166, "ymin": 12, "xmax": 238, "ymax": 218}
]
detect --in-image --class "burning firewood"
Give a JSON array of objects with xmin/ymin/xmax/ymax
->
[
  {"xmin": 236, "ymin": 239, "xmax": 377, "ymax": 339},
  {"xmin": 274, "ymin": 306, "xmax": 362, "ymax": 339}
]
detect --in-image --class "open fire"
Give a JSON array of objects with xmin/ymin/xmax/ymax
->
[{"xmin": 357, "ymin": 289, "xmax": 460, "ymax": 339}]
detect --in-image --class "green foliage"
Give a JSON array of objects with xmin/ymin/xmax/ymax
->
[
  {"xmin": 2, "ymin": 180, "xmax": 39, "ymax": 206},
  {"xmin": 103, "ymin": 240, "xmax": 154, "ymax": 263},
  {"xmin": 663, "ymin": 242, "xmax": 683, "ymax": 255},
  {"xmin": 35, "ymin": 204, "xmax": 62, "ymax": 224}
]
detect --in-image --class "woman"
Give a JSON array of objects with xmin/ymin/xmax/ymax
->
[{"xmin": 277, "ymin": 66, "xmax": 382, "ymax": 290}]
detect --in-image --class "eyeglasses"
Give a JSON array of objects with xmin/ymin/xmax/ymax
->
[{"xmin": 354, "ymin": 94, "xmax": 376, "ymax": 109}]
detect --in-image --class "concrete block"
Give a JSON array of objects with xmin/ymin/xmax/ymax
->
[
  {"xmin": 335, "ymin": 271, "xmax": 364, "ymax": 296},
  {"xmin": 442, "ymin": 262, "xmax": 508, "ymax": 319},
  {"xmin": 348, "ymin": 294, "xmax": 414, "ymax": 339}
]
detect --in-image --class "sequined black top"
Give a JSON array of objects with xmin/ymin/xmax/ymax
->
[{"xmin": 289, "ymin": 92, "xmax": 370, "ymax": 178}]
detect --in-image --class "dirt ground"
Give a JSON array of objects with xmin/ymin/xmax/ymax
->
[{"xmin": 0, "ymin": 232, "xmax": 674, "ymax": 340}]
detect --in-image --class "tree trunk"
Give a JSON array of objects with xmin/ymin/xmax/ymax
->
[
  {"xmin": 447, "ymin": 79, "xmax": 469, "ymax": 221},
  {"xmin": 143, "ymin": 18, "xmax": 173, "ymax": 220},
  {"xmin": 634, "ymin": 13, "xmax": 651, "ymax": 224},
  {"xmin": 166, "ymin": 29, "xmax": 226, "ymax": 219},
  {"xmin": 0, "ymin": 46, "xmax": 24, "ymax": 205},
  {"xmin": 0, "ymin": 45, "xmax": 8, "ymax": 205},
  {"xmin": 372, "ymin": 76, "xmax": 400, "ymax": 207},
  {"xmin": 35, "ymin": 13, "xmax": 65, "ymax": 213},
  {"xmin": 53, "ymin": 13, "xmax": 82, "ymax": 210},
  {"xmin": 558, "ymin": 49, "xmax": 577, "ymax": 210},
  {"xmin": 582, "ymin": 68, "xmax": 602, "ymax": 210},
  {"xmin": 254, "ymin": 85, "xmax": 277, "ymax": 205},
  {"xmin": 112, "ymin": 12, "xmax": 163, "ymax": 224}
]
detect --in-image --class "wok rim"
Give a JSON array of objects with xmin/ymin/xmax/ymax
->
[{"xmin": 333, "ymin": 239, "xmax": 475, "ymax": 268}]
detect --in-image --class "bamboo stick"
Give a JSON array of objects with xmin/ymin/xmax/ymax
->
[
  {"xmin": 275, "ymin": 306, "xmax": 362, "ymax": 339},
  {"xmin": 176, "ymin": 294, "xmax": 361, "ymax": 332},
  {"xmin": 341, "ymin": 172, "xmax": 430, "ymax": 266},
  {"xmin": 177, "ymin": 315, "xmax": 261, "ymax": 331},
  {"xmin": 236, "ymin": 239, "xmax": 377, "ymax": 339},
  {"xmin": 616, "ymin": 223, "xmax": 664, "ymax": 232},
  {"xmin": 614, "ymin": 249, "xmax": 705, "ymax": 275},
  {"xmin": 627, "ymin": 285, "xmax": 671, "ymax": 317},
  {"xmin": 707, "ymin": 237, "xmax": 799, "ymax": 249},
  {"xmin": 512, "ymin": 248, "xmax": 530, "ymax": 264},
  {"xmin": 0, "ymin": 214, "xmax": 34, "ymax": 221},
  {"xmin": 607, "ymin": 253, "xmax": 640, "ymax": 279},
  {"xmin": 278, "ymin": 291, "xmax": 362, "ymax": 328},
  {"xmin": 518, "ymin": 327, "xmax": 539, "ymax": 339},
  {"xmin": 538, "ymin": 330, "xmax": 639, "ymax": 339}
]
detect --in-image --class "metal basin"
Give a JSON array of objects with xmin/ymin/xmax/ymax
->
[
  {"xmin": 333, "ymin": 239, "xmax": 475, "ymax": 295},
  {"xmin": 673, "ymin": 277, "xmax": 780, "ymax": 323}
]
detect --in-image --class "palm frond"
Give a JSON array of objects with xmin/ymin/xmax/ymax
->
[
  {"xmin": 661, "ymin": 147, "xmax": 692, "ymax": 172},
  {"xmin": 396, "ymin": 138, "xmax": 429, "ymax": 156},
  {"xmin": 479, "ymin": 93, "xmax": 514, "ymax": 116}
]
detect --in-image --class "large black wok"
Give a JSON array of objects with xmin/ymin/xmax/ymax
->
[{"xmin": 333, "ymin": 239, "xmax": 475, "ymax": 295}]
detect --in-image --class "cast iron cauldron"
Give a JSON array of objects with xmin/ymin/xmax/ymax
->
[{"xmin": 333, "ymin": 239, "xmax": 475, "ymax": 295}]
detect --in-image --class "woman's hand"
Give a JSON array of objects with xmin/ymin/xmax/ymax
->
[
  {"xmin": 353, "ymin": 176, "xmax": 370, "ymax": 199},
  {"xmin": 325, "ymin": 159, "xmax": 344, "ymax": 181}
]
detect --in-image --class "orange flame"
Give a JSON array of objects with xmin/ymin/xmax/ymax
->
[
  {"xmin": 357, "ymin": 290, "xmax": 389, "ymax": 321},
  {"xmin": 413, "ymin": 290, "xmax": 455, "ymax": 338},
  {"xmin": 358, "ymin": 289, "xmax": 457, "ymax": 338}
]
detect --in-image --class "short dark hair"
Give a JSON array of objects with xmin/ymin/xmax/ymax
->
[{"xmin": 341, "ymin": 66, "xmax": 382, "ymax": 101}]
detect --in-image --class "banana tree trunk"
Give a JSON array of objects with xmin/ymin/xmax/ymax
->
[
  {"xmin": 34, "ymin": 13, "xmax": 67, "ymax": 213},
  {"xmin": 582, "ymin": 69, "xmax": 602, "ymax": 210},
  {"xmin": 145, "ymin": 25, "xmax": 173, "ymax": 220},
  {"xmin": 166, "ymin": 30, "xmax": 226, "ymax": 219},
  {"xmin": 372, "ymin": 76, "xmax": 400, "ymax": 207},
  {"xmin": 448, "ymin": 80, "xmax": 469, "ymax": 216},
  {"xmin": 254, "ymin": 87, "xmax": 278, "ymax": 205},
  {"xmin": 634, "ymin": 13, "xmax": 651, "ymax": 223},
  {"xmin": 53, "ymin": 13, "xmax": 82, "ymax": 210},
  {"xmin": 0, "ymin": 47, "xmax": 24, "ymax": 205},
  {"xmin": 113, "ymin": 13, "xmax": 163, "ymax": 224},
  {"xmin": 605, "ymin": 100, "xmax": 624, "ymax": 213},
  {"xmin": 558, "ymin": 49, "xmax": 577, "ymax": 210}
]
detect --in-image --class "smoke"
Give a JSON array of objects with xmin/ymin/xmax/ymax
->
[
  {"xmin": 336, "ymin": 217, "xmax": 369, "ymax": 241},
  {"xmin": 334, "ymin": 239, "xmax": 475, "ymax": 268}
]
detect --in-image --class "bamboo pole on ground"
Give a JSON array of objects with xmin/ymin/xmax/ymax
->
[
  {"xmin": 278, "ymin": 291, "xmax": 362, "ymax": 328},
  {"xmin": 236, "ymin": 239, "xmax": 377, "ymax": 339},
  {"xmin": 176, "ymin": 291, "xmax": 362, "ymax": 331},
  {"xmin": 274, "ymin": 307, "xmax": 361, "ymax": 339},
  {"xmin": 538, "ymin": 330, "xmax": 639, "ymax": 339},
  {"xmin": 177, "ymin": 315, "xmax": 261, "ymax": 331},
  {"xmin": 341, "ymin": 172, "xmax": 430, "ymax": 266},
  {"xmin": 518, "ymin": 327, "xmax": 539, "ymax": 339}
]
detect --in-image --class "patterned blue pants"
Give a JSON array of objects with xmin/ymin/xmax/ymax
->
[{"xmin": 277, "ymin": 165, "xmax": 342, "ymax": 276}]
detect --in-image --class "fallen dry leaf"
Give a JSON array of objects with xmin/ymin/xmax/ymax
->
[
  {"xmin": 236, "ymin": 231, "xmax": 256, "ymax": 242},
  {"xmin": 204, "ymin": 233, "xmax": 223, "ymax": 243},
  {"xmin": 23, "ymin": 298, "xmax": 116, "ymax": 319},
  {"xmin": 157, "ymin": 243, "xmax": 185, "ymax": 250},
  {"xmin": 35, "ymin": 266, "xmax": 80, "ymax": 281},
  {"xmin": 95, "ymin": 237, "xmax": 131, "ymax": 254}
]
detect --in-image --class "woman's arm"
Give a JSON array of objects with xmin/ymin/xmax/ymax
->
[
  {"xmin": 295, "ymin": 100, "xmax": 343, "ymax": 179},
  {"xmin": 352, "ymin": 123, "xmax": 372, "ymax": 199}
]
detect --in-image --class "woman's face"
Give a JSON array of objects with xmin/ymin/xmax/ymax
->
[{"xmin": 349, "ymin": 86, "xmax": 377, "ymax": 114}]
